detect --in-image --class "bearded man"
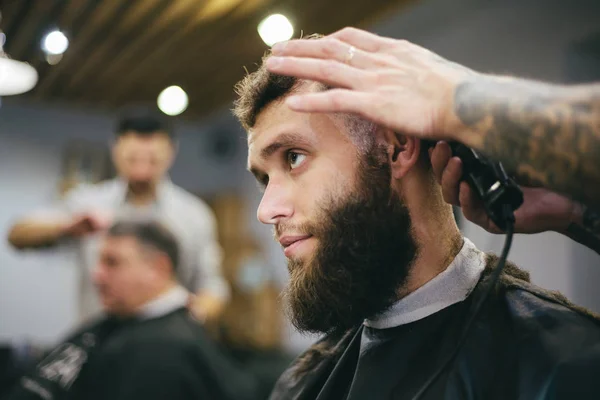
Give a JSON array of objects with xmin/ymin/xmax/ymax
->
[{"xmin": 233, "ymin": 46, "xmax": 600, "ymax": 400}]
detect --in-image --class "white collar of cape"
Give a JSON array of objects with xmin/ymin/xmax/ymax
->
[
  {"xmin": 364, "ymin": 237, "xmax": 486, "ymax": 329},
  {"xmin": 136, "ymin": 285, "xmax": 190, "ymax": 321}
]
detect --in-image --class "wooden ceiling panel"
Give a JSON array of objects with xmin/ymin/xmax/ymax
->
[
  {"xmin": 63, "ymin": 0, "xmax": 168, "ymax": 94},
  {"xmin": 1, "ymin": 0, "xmax": 416, "ymax": 118},
  {"xmin": 105, "ymin": 4, "xmax": 271, "ymax": 104},
  {"xmin": 74, "ymin": 0, "xmax": 208, "ymax": 103},
  {"xmin": 0, "ymin": 1, "xmax": 20, "ymax": 29},
  {"xmin": 2, "ymin": 0, "xmax": 35, "ymax": 52},
  {"xmin": 33, "ymin": 0, "xmax": 128, "ymax": 98},
  {"xmin": 99, "ymin": 1, "xmax": 253, "ymax": 104},
  {"xmin": 5, "ymin": 0, "xmax": 52, "ymax": 59}
]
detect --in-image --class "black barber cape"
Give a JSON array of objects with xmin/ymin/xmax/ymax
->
[
  {"xmin": 270, "ymin": 258, "xmax": 600, "ymax": 400},
  {"xmin": 4, "ymin": 307, "xmax": 259, "ymax": 400}
]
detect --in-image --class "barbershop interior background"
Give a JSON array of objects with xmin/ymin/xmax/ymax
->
[{"xmin": 1, "ymin": 0, "xmax": 599, "ymax": 355}]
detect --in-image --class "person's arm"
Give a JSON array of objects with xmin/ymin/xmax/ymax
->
[
  {"xmin": 7, "ymin": 187, "xmax": 82, "ymax": 250},
  {"xmin": 264, "ymin": 27, "xmax": 600, "ymax": 208},
  {"xmin": 7, "ymin": 218, "xmax": 71, "ymax": 249},
  {"xmin": 450, "ymin": 78, "xmax": 600, "ymax": 210},
  {"xmin": 558, "ymin": 202, "xmax": 600, "ymax": 255},
  {"xmin": 7, "ymin": 186, "xmax": 112, "ymax": 250},
  {"xmin": 430, "ymin": 141, "xmax": 600, "ymax": 255}
]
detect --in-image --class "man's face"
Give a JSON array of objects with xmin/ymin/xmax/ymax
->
[
  {"xmin": 112, "ymin": 132, "xmax": 174, "ymax": 188},
  {"xmin": 93, "ymin": 235, "xmax": 159, "ymax": 316},
  {"xmin": 247, "ymin": 88, "xmax": 417, "ymax": 334}
]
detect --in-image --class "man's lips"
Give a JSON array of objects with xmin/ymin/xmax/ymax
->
[
  {"xmin": 279, "ymin": 235, "xmax": 312, "ymax": 248},
  {"xmin": 279, "ymin": 235, "xmax": 314, "ymax": 258}
]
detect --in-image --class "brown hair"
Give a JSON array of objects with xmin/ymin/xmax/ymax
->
[
  {"xmin": 233, "ymin": 41, "xmax": 377, "ymax": 156},
  {"xmin": 232, "ymin": 35, "xmax": 430, "ymax": 163},
  {"xmin": 233, "ymin": 59, "xmax": 301, "ymax": 131},
  {"xmin": 233, "ymin": 34, "xmax": 325, "ymax": 131},
  {"xmin": 108, "ymin": 218, "xmax": 179, "ymax": 273}
]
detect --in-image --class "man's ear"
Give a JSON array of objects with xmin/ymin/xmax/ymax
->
[
  {"xmin": 381, "ymin": 129, "xmax": 421, "ymax": 180},
  {"xmin": 152, "ymin": 252, "xmax": 174, "ymax": 279}
]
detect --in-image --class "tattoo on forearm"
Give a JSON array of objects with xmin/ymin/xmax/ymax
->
[
  {"xmin": 565, "ymin": 204, "xmax": 600, "ymax": 255},
  {"xmin": 582, "ymin": 205, "xmax": 600, "ymax": 234},
  {"xmin": 454, "ymin": 78, "xmax": 600, "ymax": 208}
]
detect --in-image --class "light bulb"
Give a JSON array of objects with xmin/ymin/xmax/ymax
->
[
  {"xmin": 0, "ymin": 58, "xmax": 38, "ymax": 95},
  {"xmin": 258, "ymin": 14, "xmax": 293, "ymax": 47},
  {"xmin": 42, "ymin": 30, "xmax": 69, "ymax": 55},
  {"xmin": 157, "ymin": 86, "xmax": 188, "ymax": 116}
]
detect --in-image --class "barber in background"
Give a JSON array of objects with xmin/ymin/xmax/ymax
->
[
  {"xmin": 263, "ymin": 27, "xmax": 600, "ymax": 252},
  {"xmin": 7, "ymin": 109, "xmax": 229, "ymax": 324}
]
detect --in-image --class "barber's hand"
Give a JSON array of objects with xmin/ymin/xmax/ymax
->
[
  {"xmin": 61, "ymin": 212, "xmax": 112, "ymax": 238},
  {"xmin": 430, "ymin": 141, "xmax": 576, "ymax": 234},
  {"xmin": 188, "ymin": 292, "xmax": 226, "ymax": 325},
  {"xmin": 266, "ymin": 27, "xmax": 474, "ymax": 140}
]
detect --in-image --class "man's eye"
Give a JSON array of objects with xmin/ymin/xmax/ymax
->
[
  {"xmin": 103, "ymin": 257, "xmax": 118, "ymax": 268},
  {"xmin": 287, "ymin": 151, "xmax": 306, "ymax": 170}
]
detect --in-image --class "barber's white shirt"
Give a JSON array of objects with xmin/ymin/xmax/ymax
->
[{"xmin": 30, "ymin": 178, "xmax": 229, "ymax": 323}]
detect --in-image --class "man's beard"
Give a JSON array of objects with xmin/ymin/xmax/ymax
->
[{"xmin": 282, "ymin": 148, "xmax": 418, "ymax": 335}]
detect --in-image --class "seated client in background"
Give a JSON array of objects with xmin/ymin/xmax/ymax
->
[{"xmin": 4, "ymin": 219, "xmax": 259, "ymax": 400}]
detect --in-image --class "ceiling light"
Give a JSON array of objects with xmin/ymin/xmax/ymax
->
[
  {"xmin": 0, "ymin": 58, "xmax": 38, "ymax": 96},
  {"xmin": 157, "ymin": 86, "xmax": 188, "ymax": 116},
  {"xmin": 0, "ymin": 29, "xmax": 38, "ymax": 95},
  {"xmin": 42, "ymin": 30, "xmax": 69, "ymax": 55},
  {"xmin": 257, "ymin": 14, "xmax": 293, "ymax": 47}
]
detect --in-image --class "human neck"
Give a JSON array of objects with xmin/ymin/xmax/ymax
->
[
  {"xmin": 111, "ymin": 281, "xmax": 179, "ymax": 319},
  {"xmin": 397, "ymin": 176, "xmax": 464, "ymax": 297},
  {"xmin": 147, "ymin": 280, "xmax": 178, "ymax": 303},
  {"xmin": 135, "ymin": 280, "xmax": 178, "ymax": 313}
]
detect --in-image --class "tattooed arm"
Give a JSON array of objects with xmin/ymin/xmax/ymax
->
[
  {"xmin": 430, "ymin": 140, "xmax": 600, "ymax": 255},
  {"xmin": 561, "ymin": 203, "xmax": 600, "ymax": 255},
  {"xmin": 451, "ymin": 78, "xmax": 600, "ymax": 210},
  {"xmin": 265, "ymin": 28, "xmax": 600, "ymax": 206}
]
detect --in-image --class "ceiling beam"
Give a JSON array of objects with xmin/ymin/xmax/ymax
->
[
  {"xmin": 20, "ymin": 0, "xmax": 69, "ymax": 63},
  {"xmin": 4, "ymin": 0, "xmax": 51, "ymax": 59},
  {"xmin": 129, "ymin": 0, "xmax": 381, "ymax": 109},
  {"xmin": 61, "ymin": 0, "xmax": 172, "ymax": 98},
  {"xmin": 71, "ymin": 0, "xmax": 208, "ymax": 103},
  {"xmin": 29, "ymin": 0, "xmax": 99, "ymax": 97},
  {"xmin": 2, "ymin": 0, "xmax": 34, "ymax": 54},
  {"xmin": 32, "ymin": 0, "xmax": 130, "ymax": 98},
  {"xmin": 97, "ymin": 0, "xmax": 271, "ymax": 104}
]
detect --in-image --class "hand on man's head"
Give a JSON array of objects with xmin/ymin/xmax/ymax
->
[{"xmin": 266, "ymin": 27, "xmax": 476, "ymax": 142}]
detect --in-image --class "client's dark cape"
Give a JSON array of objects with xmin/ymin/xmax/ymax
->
[
  {"xmin": 270, "ymin": 255, "xmax": 600, "ymax": 400},
  {"xmin": 5, "ymin": 307, "xmax": 259, "ymax": 400}
]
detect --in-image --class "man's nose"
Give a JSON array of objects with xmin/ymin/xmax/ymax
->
[
  {"xmin": 129, "ymin": 161, "xmax": 154, "ymax": 175},
  {"xmin": 257, "ymin": 181, "xmax": 294, "ymax": 225}
]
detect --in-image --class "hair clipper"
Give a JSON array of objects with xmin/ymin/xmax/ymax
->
[{"xmin": 426, "ymin": 141, "xmax": 524, "ymax": 231}]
